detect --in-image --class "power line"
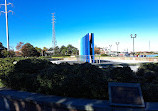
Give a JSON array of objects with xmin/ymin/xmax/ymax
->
[{"xmin": 0, "ymin": 0, "xmax": 13, "ymax": 51}]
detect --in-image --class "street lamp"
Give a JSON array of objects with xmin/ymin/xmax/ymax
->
[
  {"xmin": 116, "ymin": 42, "xmax": 119, "ymax": 56},
  {"xmin": 131, "ymin": 34, "xmax": 137, "ymax": 56},
  {"xmin": 109, "ymin": 45, "xmax": 112, "ymax": 52}
]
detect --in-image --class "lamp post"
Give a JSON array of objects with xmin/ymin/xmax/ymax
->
[
  {"xmin": 131, "ymin": 34, "xmax": 137, "ymax": 56},
  {"xmin": 109, "ymin": 45, "xmax": 112, "ymax": 52},
  {"xmin": 116, "ymin": 42, "xmax": 119, "ymax": 56},
  {"xmin": 109, "ymin": 45, "xmax": 112, "ymax": 56}
]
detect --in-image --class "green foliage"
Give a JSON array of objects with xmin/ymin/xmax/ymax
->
[
  {"xmin": 53, "ymin": 46, "xmax": 60, "ymax": 55},
  {"xmin": 0, "ymin": 42, "xmax": 7, "ymax": 58},
  {"xmin": 136, "ymin": 63, "xmax": 158, "ymax": 101},
  {"xmin": 136, "ymin": 63, "xmax": 158, "ymax": 84},
  {"xmin": 1, "ymin": 58, "xmax": 158, "ymax": 102},
  {"xmin": 0, "ymin": 57, "xmax": 25, "ymax": 73},
  {"xmin": 101, "ymin": 54, "xmax": 108, "ymax": 56},
  {"xmin": 141, "ymin": 83, "xmax": 158, "ymax": 102},
  {"xmin": 0, "ymin": 57, "xmax": 26, "ymax": 87},
  {"xmin": 107, "ymin": 66, "xmax": 137, "ymax": 83},
  {"xmin": 0, "ymin": 59, "xmax": 108, "ymax": 100},
  {"xmin": 1, "ymin": 49, "xmax": 15, "ymax": 57},
  {"xmin": 21, "ymin": 43, "xmax": 40, "ymax": 57},
  {"xmin": 35, "ymin": 47, "xmax": 42, "ymax": 54},
  {"xmin": 45, "ymin": 44, "xmax": 79, "ymax": 56},
  {"xmin": 59, "ymin": 45, "xmax": 67, "ymax": 55}
]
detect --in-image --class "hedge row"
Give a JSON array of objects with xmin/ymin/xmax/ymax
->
[{"xmin": 0, "ymin": 58, "xmax": 158, "ymax": 102}]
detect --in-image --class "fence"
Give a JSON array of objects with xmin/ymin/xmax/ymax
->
[{"xmin": 76, "ymin": 55, "xmax": 102, "ymax": 63}]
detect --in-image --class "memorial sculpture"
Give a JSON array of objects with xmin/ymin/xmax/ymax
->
[{"xmin": 80, "ymin": 33, "xmax": 95, "ymax": 63}]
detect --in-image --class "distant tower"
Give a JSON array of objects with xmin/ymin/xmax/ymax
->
[{"xmin": 52, "ymin": 13, "xmax": 56, "ymax": 50}]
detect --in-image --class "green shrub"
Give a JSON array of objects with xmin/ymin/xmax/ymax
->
[
  {"xmin": 107, "ymin": 66, "xmax": 137, "ymax": 83},
  {"xmin": 13, "ymin": 58, "xmax": 51, "ymax": 74},
  {"xmin": 0, "ymin": 57, "xmax": 25, "ymax": 75},
  {"xmin": 0, "ymin": 57, "xmax": 27, "ymax": 87},
  {"xmin": 0, "ymin": 58, "xmax": 51, "ymax": 90},
  {"xmin": 1, "ymin": 58, "xmax": 158, "ymax": 102},
  {"xmin": 136, "ymin": 63, "xmax": 158, "ymax": 84},
  {"xmin": 136, "ymin": 63, "xmax": 158, "ymax": 101},
  {"xmin": 1, "ymin": 60, "xmax": 109, "ymax": 100},
  {"xmin": 141, "ymin": 83, "xmax": 158, "ymax": 102},
  {"xmin": 101, "ymin": 54, "xmax": 109, "ymax": 56}
]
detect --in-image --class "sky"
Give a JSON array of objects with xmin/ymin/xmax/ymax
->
[{"xmin": 0, "ymin": 0, "xmax": 158, "ymax": 52}]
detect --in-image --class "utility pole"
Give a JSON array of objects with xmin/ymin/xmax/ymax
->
[
  {"xmin": 130, "ymin": 34, "xmax": 137, "ymax": 56},
  {"xmin": 109, "ymin": 45, "xmax": 112, "ymax": 51},
  {"xmin": 116, "ymin": 42, "xmax": 119, "ymax": 56},
  {"xmin": 149, "ymin": 40, "xmax": 150, "ymax": 52},
  {"xmin": 52, "ymin": 13, "xmax": 56, "ymax": 54},
  {"xmin": 0, "ymin": 0, "xmax": 13, "ymax": 51},
  {"xmin": 109, "ymin": 45, "xmax": 112, "ymax": 54}
]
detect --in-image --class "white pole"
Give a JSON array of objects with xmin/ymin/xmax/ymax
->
[
  {"xmin": 149, "ymin": 40, "xmax": 150, "ymax": 52},
  {"xmin": 5, "ymin": 0, "xmax": 9, "ymax": 50}
]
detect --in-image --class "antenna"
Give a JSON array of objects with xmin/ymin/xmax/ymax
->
[
  {"xmin": 0, "ymin": 0, "xmax": 14, "ymax": 51},
  {"xmin": 52, "ymin": 13, "xmax": 57, "ymax": 53}
]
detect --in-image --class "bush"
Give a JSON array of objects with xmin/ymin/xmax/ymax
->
[
  {"xmin": 107, "ymin": 66, "xmax": 137, "ymax": 83},
  {"xmin": 136, "ymin": 63, "xmax": 158, "ymax": 84},
  {"xmin": 136, "ymin": 63, "xmax": 158, "ymax": 101},
  {"xmin": 1, "ymin": 58, "xmax": 158, "ymax": 102},
  {"xmin": 0, "ymin": 57, "xmax": 25, "ymax": 76},
  {"xmin": 141, "ymin": 83, "xmax": 158, "ymax": 102},
  {"xmin": 1, "ymin": 49, "xmax": 15, "ymax": 57},
  {"xmin": 13, "ymin": 58, "xmax": 51, "ymax": 74},
  {"xmin": 0, "ymin": 57, "xmax": 26, "ymax": 87},
  {"xmin": 101, "ymin": 54, "xmax": 109, "ymax": 56},
  {"xmin": 0, "ymin": 58, "xmax": 51, "ymax": 90},
  {"xmin": 1, "ymin": 59, "xmax": 109, "ymax": 100}
]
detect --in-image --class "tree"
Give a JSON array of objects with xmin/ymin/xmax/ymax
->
[
  {"xmin": 21, "ymin": 43, "xmax": 40, "ymax": 57},
  {"xmin": 94, "ymin": 47, "xmax": 100, "ymax": 54},
  {"xmin": 66, "ymin": 44, "xmax": 79, "ymax": 55},
  {"xmin": 43, "ymin": 47, "xmax": 48, "ymax": 51},
  {"xmin": 0, "ymin": 42, "xmax": 7, "ymax": 58},
  {"xmin": 16, "ymin": 42, "xmax": 24, "ymax": 51},
  {"xmin": 35, "ymin": 47, "xmax": 42, "ymax": 54},
  {"xmin": 59, "ymin": 45, "xmax": 67, "ymax": 55},
  {"xmin": 1, "ymin": 49, "xmax": 15, "ymax": 57},
  {"xmin": 66, "ymin": 44, "xmax": 74, "ymax": 55},
  {"xmin": 72, "ymin": 48, "xmax": 79, "ymax": 55},
  {"xmin": 15, "ymin": 42, "xmax": 24, "ymax": 56},
  {"xmin": 54, "ymin": 46, "xmax": 60, "ymax": 55}
]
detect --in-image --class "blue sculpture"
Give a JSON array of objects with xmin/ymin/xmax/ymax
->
[{"xmin": 80, "ymin": 33, "xmax": 95, "ymax": 63}]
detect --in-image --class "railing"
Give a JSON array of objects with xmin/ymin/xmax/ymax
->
[{"xmin": 76, "ymin": 55, "xmax": 101, "ymax": 64}]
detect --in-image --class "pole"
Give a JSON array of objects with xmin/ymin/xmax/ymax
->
[
  {"xmin": 116, "ymin": 42, "xmax": 119, "ymax": 56},
  {"xmin": 133, "ymin": 37, "xmax": 134, "ymax": 52},
  {"xmin": 109, "ymin": 45, "xmax": 112, "ymax": 52},
  {"xmin": 130, "ymin": 34, "xmax": 137, "ymax": 56},
  {"xmin": 109, "ymin": 45, "xmax": 112, "ymax": 56},
  {"xmin": 5, "ymin": 0, "xmax": 9, "ymax": 50},
  {"xmin": 149, "ymin": 40, "xmax": 150, "ymax": 52},
  {"xmin": 0, "ymin": 0, "xmax": 13, "ymax": 51}
]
